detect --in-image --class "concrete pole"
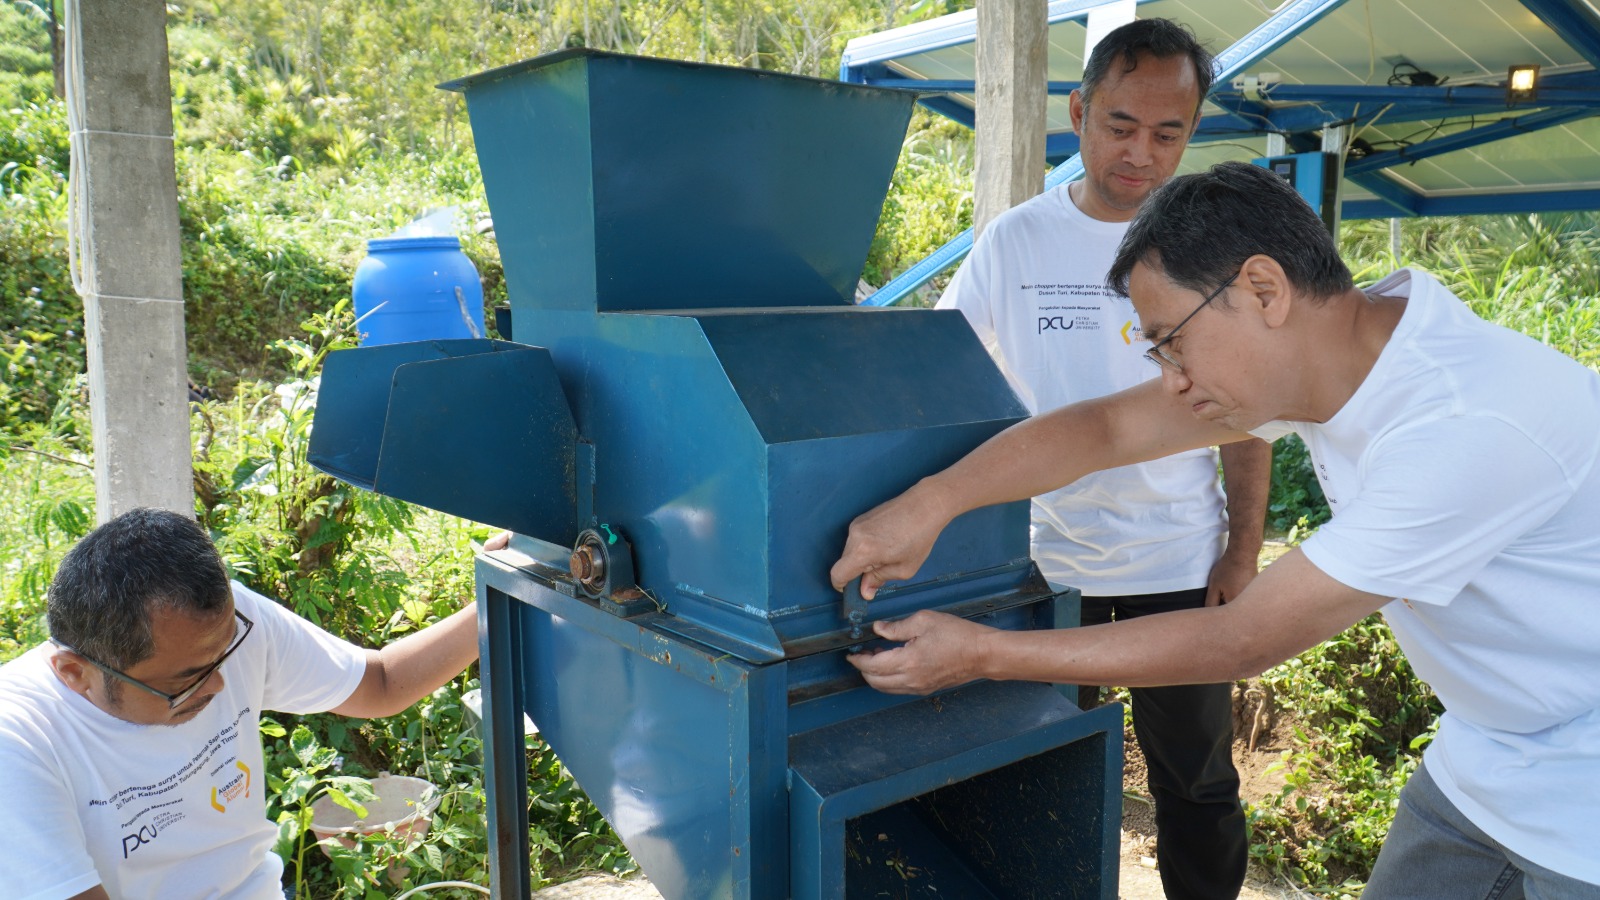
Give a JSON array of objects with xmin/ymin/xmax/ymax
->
[
  {"xmin": 973, "ymin": 0, "xmax": 1048, "ymax": 236},
  {"xmin": 66, "ymin": 0, "xmax": 192, "ymax": 521}
]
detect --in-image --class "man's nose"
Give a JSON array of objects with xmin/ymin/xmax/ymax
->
[
  {"xmin": 196, "ymin": 666, "xmax": 226, "ymax": 698},
  {"xmin": 1160, "ymin": 363, "xmax": 1192, "ymax": 393},
  {"xmin": 1125, "ymin": 131, "xmax": 1156, "ymax": 167}
]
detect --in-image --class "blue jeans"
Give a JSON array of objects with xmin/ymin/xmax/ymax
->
[{"xmin": 1367, "ymin": 762, "xmax": 1600, "ymax": 899}]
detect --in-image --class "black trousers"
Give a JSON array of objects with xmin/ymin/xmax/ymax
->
[{"xmin": 1078, "ymin": 587, "xmax": 1247, "ymax": 900}]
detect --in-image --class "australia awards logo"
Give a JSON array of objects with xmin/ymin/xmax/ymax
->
[{"xmin": 209, "ymin": 760, "xmax": 252, "ymax": 813}]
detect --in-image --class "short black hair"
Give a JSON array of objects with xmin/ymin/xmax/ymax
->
[
  {"xmin": 1108, "ymin": 161, "xmax": 1355, "ymax": 302},
  {"xmin": 48, "ymin": 508, "xmax": 231, "ymax": 678},
  {"xmin": 1081, "ymin": 18, "xmax": 1214, "ymax": 118}
]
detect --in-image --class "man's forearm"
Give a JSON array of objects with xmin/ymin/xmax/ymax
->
[
  {"xmin": 1219, "ymin": 437, "xmax": 1271, "ymax": 554},
  {"xmin": 976, "ymin": 552, "xmax": 1381, "ymax": 689},
  {"xmin": 334, "ymin": 603, "xmax": 479, "ymax": 719},
  {"xmin": 833, "ymin": 380, "xmax": 1250, "ymax": 594},
  {"xmin": 928, "ymin": 380, "xmax": 1241, "ymax": 520},
  {"xmin": 982, "ymin": 602, "xmax": 1263, "ymax": 687}
]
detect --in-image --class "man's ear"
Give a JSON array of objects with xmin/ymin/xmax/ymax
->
[
  {"xmin": 1239, "ymin": 254, "xmax": 1294, "ymax": 328},
  {"xmin": 48, "ymin": 648, "xmax": 94, "ymax": 696},
  {"xmin": 1069, "ymin": 88, "xmax": 1086, "ymax": 133}
]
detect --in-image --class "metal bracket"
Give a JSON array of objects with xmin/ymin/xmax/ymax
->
[{"xmin": 843, "ymin": 577, "xmax": 868, "ymax": 651}]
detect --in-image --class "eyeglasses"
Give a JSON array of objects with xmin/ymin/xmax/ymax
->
[
  {"xmin": 52, "ymin": 610, "xmax": 254, "ymax": 710},
  {"xmin": 1144, "ymin": 273, "xmax": 1238, "ymax": 373}
]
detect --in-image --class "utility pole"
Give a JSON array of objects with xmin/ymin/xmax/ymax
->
[
  {"xmin": 973, "ymin": 0, "xmax": 1048, "ymax": 236},
  {"xmin": 65, "ymin": 0, "xmax": 192, "ymax": 521}
]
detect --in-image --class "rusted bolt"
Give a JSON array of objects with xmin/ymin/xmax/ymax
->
[{"xmin": 570, "ymin": 542, "xmax": 606, "ymax": 588}]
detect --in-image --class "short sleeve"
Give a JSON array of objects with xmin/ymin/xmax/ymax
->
[
  {"xmin": 0, "ymin": 737, "xmax": 103, "ymax": 899},
  {"xmin": 1249, "ymin": 420, "xmax": 1298, "ymax": 443},
  {"xmin": 935, "ymin": 230, "xmax": 999, "ymax": 350},
  {"xmin": 1300, "ymin": 416, "xmax": 1572, "ymax": 605},
  {"xmin": 234, "ymin": 583, "xmax": 369, "ymax": 714}
]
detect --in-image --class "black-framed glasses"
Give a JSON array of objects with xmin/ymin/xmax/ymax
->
[
  {"xmin": 52, "ymin": 610, "xmax": 253, "ymax": 710},
  {"xmin": 1144, "ymin": 273, "xmax": 1238, "ymax": 373}
]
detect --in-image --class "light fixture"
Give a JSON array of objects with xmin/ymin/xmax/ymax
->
[{"xmin": 1507, "ymin": 64, "xmax": 1540, "ymax": 106}]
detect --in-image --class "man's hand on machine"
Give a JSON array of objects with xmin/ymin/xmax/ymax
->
[
  {"xmin": 846, "ymin": 610, "xmax": 995, "ymax": 695},
  {"xmin": 830, "ymin": 481, "xmax": 956, "ymax": 600}
]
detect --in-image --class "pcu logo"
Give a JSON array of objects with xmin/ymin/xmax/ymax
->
[
  {"xmin": 1038, "ymin": 316, "xmax": 1076, "ymax": 334},
  {"xmin": 122, "ymin": 823, "xmax": 159, "ymax": 858}
]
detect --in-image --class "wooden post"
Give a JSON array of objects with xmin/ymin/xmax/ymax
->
[{"xmin": 974, "ymin": 0, "xmax": 1048, "ymax": 236}]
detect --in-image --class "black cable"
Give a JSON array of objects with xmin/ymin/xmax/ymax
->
[{"xmin": 1386, "ymin": 61, "xmax": 1448, "ymax": 88}]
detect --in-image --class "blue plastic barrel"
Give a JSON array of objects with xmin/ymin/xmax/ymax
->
[{"xmin": 351, "ymin": 236, "xmax": 485, "ymax": 346}]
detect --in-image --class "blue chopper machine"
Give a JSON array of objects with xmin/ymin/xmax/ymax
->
[{"xmin": 309, "ymin": 49, "xmax": 1123, "ymax": 899}]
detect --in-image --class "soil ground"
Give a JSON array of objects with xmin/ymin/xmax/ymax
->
[{"xmin": 1114, "ymin": 678, "xmax": 1309, "ymax": 900}]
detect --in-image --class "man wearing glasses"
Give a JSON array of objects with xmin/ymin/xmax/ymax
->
[
  {"xmin": 833, "ymin": 162, "xmax": 1600, "ymax": 896},
  {"xmin": 0, "ymin": 507, "xmax": 482, "ymax": 899},
  {"xmin": 934, "ymin": 18, "xmax": 1268, "ymax": 900}
]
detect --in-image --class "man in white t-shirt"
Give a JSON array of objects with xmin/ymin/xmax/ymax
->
[
  {"xmin": 0, "ymin": 507, "xmax": 483, "ymax": 900},
  {"xmin": 833, "ymin": 161, "xmax": 1600, "ymax": 895},
  {"xmin": 937, "ymin": 19, "xmax": 1269, "ymax": 900}
]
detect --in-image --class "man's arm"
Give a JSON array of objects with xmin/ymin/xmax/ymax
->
[
  {"xmin": 831, "ymin": 378, "xmax": 1251, "ymax": 597},
  {"xmin": 1207, "ymin": 438, "xmax": 1272, "ymax": 606},
  {"xmin": 70, "ymin": 888, "xmax": 110, "ymax": 900},
  {"xmin": 329, "ymin": 603, "xmax": 479, "ymax": 719},
  {"xmin": 848, "ymin": 548, "xmax": 1387, "ymax": 694}
]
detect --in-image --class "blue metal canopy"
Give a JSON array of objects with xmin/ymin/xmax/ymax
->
[{"xmin": 843, "ymin": 0, "xmax": 1600, "ymax": 304}]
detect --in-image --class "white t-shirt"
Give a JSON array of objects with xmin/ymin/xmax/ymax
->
[
  {"xmin": 938, "ymin": 184, "xmax": 1226, "ymax": 595},
  {"xmin": 0, "ymin": 582, "xmax": 369, "ymax": 900},
  {"xmin": 1251, "ymin": 268, "xmax": 1600, "ymax": 882}
]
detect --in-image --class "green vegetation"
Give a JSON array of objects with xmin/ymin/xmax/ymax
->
[{"xmin": 4, "ymin": 0, "xmax": 1600, "ymax": 895}]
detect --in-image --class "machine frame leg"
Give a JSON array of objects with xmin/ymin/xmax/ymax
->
[{"xmin": 481, "ymin": 583, "xmax": 531, "ymax": 899}]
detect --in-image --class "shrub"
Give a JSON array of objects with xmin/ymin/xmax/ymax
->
[{"xmin": 1266, "ymin": 434, "xmax": 1330, "ymax": 534}]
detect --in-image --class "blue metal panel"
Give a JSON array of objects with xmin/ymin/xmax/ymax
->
[
  {"xmin": 308, "ymin": 340, "xmax": 579, "ymax": 543},
  {"xmin": 539, "ymin": 308, "xmax": 776, "ymax": 653},
  {"xmin": 1522, "ymin": 0, "xmax": 1600, "ymax": 71},
  {"xmin": 863, "ymin": 77, "xmax": 1083, "ymax": 96},
  {"xmin": 1233, "ymin": 77, "xmax": 1600, "ymax": 110},
  {"xmin": 789, "ymin": 682, "xmax": 1124, "ymax": 899},
  {"xmin": 859, "ymin": 0, "xmax": 1353, "ymax": 307},
  {"xmin": 1346, "ymin": 186, "xmax": 1600, "ymax": 219},
  {"xmin": 450, "ymin": 49, "xmax": 914, "ymax": 313},
  {"xmin": 508, "ymin": 304, "xmax": 1032, "ymax": 659},
  {"xmin": 451, "ymin": 57, "xmax": 597, "ymax": 313},
  {"xmin": 1210, "ymin": 0, "xmax": 1353, "ymax": 80},
  {"xmin": 1346, "ymin": 107, "xmax": 1599, "ymax": 175},
  {"xmin": 765, "ymin": 436, "xmax": 1027, "ymax": 645},
  {"xmin": 481, "ymin": 558, "xmax": 791, "ymax": 900},
  {"xmin": 695, "ymin": 308, "xmax": 1023, "ymax": 444},
  {"xmin": 915, "ymin": 94, "xmax": 976, "ymax": 130},
  {"xmin": 478, "ymin": 583, "xmax": 531, "ymax": 900},
  {"xmin": 482, "ymin": 556, "xmax": 1119, "ymax": 899},
  {"xmin": 1346, "ymin": 172, "xmax": 1420, "ymax": 217},
  {"xmin": 785, "ymin": 572, "xmax": 1067, "ymax": 733},
  {"xmin": 837, "ymin": 0, "xmax": 1165, "ymax": 76}
]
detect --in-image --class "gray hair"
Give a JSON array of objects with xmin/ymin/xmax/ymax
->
[{"xmin": 1108, "ymin": 161, "xmax": 1354, "ymax": 303}]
